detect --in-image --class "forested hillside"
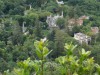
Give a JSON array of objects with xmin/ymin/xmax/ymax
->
[{"xmin": 0, "ymin": 0, "xmax": 100, "ymax": 75}]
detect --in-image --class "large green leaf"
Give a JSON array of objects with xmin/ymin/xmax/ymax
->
[{"xmin": 36, "ymin": 49, "xmax": 42, "ymax": 59}]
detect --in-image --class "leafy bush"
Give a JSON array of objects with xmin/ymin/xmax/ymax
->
[{"xmin": 4, "ymin": 40, "xmax": 100, "ymax": 75}]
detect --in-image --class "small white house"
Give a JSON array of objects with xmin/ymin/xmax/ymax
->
[
  {"xmin": 56, "ymin": 0, "xmax": 64, "ymax": 5},
  {"xmin": 74, "ymin": 32, "xmax": 91, "ymax": 44}
]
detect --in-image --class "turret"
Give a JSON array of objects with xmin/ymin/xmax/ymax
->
[
  {"xmin": 22, "ymin": 22, "xmax": 26, "ymax": 33},
  {"xmin": 61, "ymin": 11, "xmax": 63, "ymax": 17},
  {"xmin": 29, "ymin": 4, "xmax": 32, "ymax": 10}
]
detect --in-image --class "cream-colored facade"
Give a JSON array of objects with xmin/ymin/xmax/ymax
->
[{"xmin": 74, "ymin": 33, "xmax": 91, "ymax": 44}]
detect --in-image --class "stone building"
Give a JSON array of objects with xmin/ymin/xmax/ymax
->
[
  {"xmin": 68, "ymin": 15, "xmax": 89, "ymax": 26},
  {"xmin": 91, "ymin": 27, "xmax": 99, "ymax": 35},
  {"xmin": 74, "ymin": 32, "xmax": 91, "ymax": 44},
  {"xmin": 68, "ymin": 15, "xmax": 89, "ymax": 31},
  {"xmin": 46, "ymin": 12, "xmax": 63, "ymax": 27}
]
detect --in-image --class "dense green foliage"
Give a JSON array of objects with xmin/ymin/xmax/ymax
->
[
  {"xmin": 0, "ymin": 0, "xmax": 100, "ymax": 74},
  {"xmin": 4, "ymin": 40, "xmax": 100, "ymax": 75}
]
